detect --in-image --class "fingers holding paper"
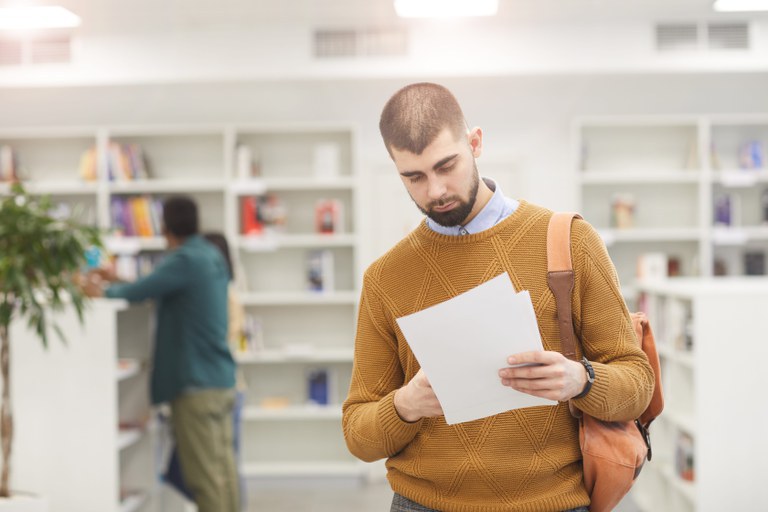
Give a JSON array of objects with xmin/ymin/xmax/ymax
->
[
  {"xmin": 498, "ymin": 351, "xmax": 587, "ymax": 402},
  {"xmin": 394, "ymin": 369, "xmax": 444, "ymax": 423}
]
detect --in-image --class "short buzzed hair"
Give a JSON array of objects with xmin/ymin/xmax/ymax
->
[
  {"xmin": 162, "ymin": 195, "xmax": 199, "ymax": 238},
  {"xmin": 379, "ymin": 82, "xmax": 468, "ymax": 157}
]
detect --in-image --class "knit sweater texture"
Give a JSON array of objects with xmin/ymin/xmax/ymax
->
[{"xmin": 342, "ymin": 201, "xmax": 654, "ymax": 512}]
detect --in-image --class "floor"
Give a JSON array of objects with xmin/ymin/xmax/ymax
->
[{"xmin": 244, "ymin": 481, "xmax": 642, "ymax": 512}]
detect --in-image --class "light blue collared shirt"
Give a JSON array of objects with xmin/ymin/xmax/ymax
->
[{"xmin": 426, "ymin": 177, "xmax": 519, "ymax": 236}]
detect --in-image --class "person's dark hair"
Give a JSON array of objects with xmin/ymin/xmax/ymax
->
[
  {"xmin": 162, "ymin": 195, "xmax": 199, "ymax": 238},
  {"xmin": 203, "ymin": 232, "xmax": 234, "ymax": 281},
  {"xmin": 379, "ymin": 82, "xmax": 468, "ymax": 157}
]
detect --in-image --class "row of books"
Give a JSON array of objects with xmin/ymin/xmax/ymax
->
[
  {"xmin": 110, "ymin": 195, "xmax": 163, "ymax": 237},
  {"xmin": 235, "ymin": 142, "xmax": 342, "ymax": 180},
  {"xmin": 714, "ymin": 188, "xmax": 768, "ymax": 226},
  {"xmin": 258, "ymin": 367, "xmax": 339, "ymax": 408},
  {"xmin": 241, "ymin": 196, "xmax": 344, "ymax": 235},
  {"xmin": 107, "ymin": 142, "xmax": 150, "ymax": 181},
  {"xmin": 711, "ymin": 139, "xmax": 765, "ymax": 171}
]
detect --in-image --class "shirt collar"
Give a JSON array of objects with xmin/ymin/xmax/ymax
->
[{"xmin": 426, "ymin": 177, "xmax": 519, "ymax": 236}]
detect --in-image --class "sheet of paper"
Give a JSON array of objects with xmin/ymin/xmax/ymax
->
[{"xmin": 395, "ymin": 273, "xmax": 556, "ymax": 425}]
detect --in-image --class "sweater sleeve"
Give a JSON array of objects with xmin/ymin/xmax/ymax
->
[
  {"xmin": 342, "ymin": 271, "xmax": 422, "ymax": 463},
  {"xmin": 570, "ymin": 221, "xmax": 655, "ymax": 422},
  {"xmin": 105, "ymin": 251, "xmax": 190, "ymax": 303}
]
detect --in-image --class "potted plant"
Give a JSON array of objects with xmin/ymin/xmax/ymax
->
[{"xmin": 0, "ymin": 183, "xmax": 101, "ymax": 509}]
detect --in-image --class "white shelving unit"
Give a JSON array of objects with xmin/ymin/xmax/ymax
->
[
  {"xmin": 10, "ymin": 300, "xmax": 174, "ymax": 512},
  {"xmin": 629, "ymin": 278, "xmax": 768, "ymax": 512},
  {"xmin": 575, "ymin": 115, "xmax": 768, "ymax": 302},
  {"xmin": 1, "ymin": 123, "xmax": 366, "ymax": 485},
  {"xmin": 227, "ymin": 124, "xmax": 364, "ymax": 484}
]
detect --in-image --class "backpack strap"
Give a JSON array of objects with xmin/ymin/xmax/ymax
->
[{"xmin": 546, "ymin": 212, "xmax": 583, "ymax": 362}]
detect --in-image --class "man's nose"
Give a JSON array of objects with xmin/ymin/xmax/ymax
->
[{"xmin": 426, "ymin": 175, "xmax": 447, "ymax": 201}]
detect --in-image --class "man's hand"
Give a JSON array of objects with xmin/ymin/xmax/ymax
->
[
  {"xmin": 78, "ymin": 271, "xmax": 106, "ymax": 298},
  {"xmin": 498, "ymin": 351, "xmax": 588, "ymax": 402},
  {"xmin": 393, "ymin": 369, "xmax": 444, "ymax": 423}
]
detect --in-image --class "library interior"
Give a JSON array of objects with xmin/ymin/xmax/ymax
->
[{"xmin": 1, "ymin": 1, "xmax": 767, "ymax": 511}]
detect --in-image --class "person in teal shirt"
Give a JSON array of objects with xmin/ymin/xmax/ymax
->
[{"xmin": 84, "ymin": 196, "xmax": 238, "ymax": 512}]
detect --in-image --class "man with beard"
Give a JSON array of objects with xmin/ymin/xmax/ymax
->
[{"xmin": 342, "ymin": 82, "xmax": 653, "ymax": 512}]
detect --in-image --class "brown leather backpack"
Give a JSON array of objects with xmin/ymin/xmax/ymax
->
[{"xmin": 547, "ymin": 212, "xmax": 664, "ymax": 512}]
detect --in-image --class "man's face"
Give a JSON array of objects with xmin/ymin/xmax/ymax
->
[{"xmin": 391, "ymin": 127, "xmax": 482, "ymax": 227}]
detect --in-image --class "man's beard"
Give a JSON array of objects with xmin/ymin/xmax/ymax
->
[{"xmin": 414, "ymin": 163, "xmax": 480, "ymax": 228}]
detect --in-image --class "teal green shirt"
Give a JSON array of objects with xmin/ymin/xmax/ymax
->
[{"xmin": 105, "ymin": 235, "xmax": 235, "ymax": 404}]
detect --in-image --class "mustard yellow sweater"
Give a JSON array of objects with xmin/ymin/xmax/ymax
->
[{"xmin": 342, "ymin": 201, "xmax": 654, "ymax": 512}]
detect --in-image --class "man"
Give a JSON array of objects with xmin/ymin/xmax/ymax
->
[
  {"xmin": 341, "ymin": 83, "xmax": 654, "ymax": 512},
  {"xmin": 83, "ymin": 196, "xmax": 238, "ymax": 512}
]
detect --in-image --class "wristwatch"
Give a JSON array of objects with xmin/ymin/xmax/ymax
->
[{"xmin": 573, "ymin": 357, "xmax": 595, "ymax": 399}]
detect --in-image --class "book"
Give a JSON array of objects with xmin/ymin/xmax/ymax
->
[
  {"xmin": 744, "ymin": 251, "xmax": 766, "ymax": 276},
  {"xmin": 713, "ymin": 193, "xmax": 741, "ymax": 226},
  {"xmin": 306, "ymin": 367, "xmax": 336, "ymax": 406},
  {"xmin": 636, "ymin": 252, "xmax": 668, "ymax": 280},
  {"xmin": 241, "ymin": 194, "xmax": 286, "ymax": 235},
  {"xmin": 236, "ymin": 144, "xmax": 260, "ymax": 180},
  {"xmin": 312, "ymin": 143, "xmax": 340, "ymax": 179},
  {"xmin": 306, "ymin": 249, "xmax": 334, "ymax": 292},
  {"xmin": 610, "ymin": 193, "xmax": 634, "ymax": 229},
  {"xmin": 315, "ymin": 199, "xmax": 343, "ymax": 234}
]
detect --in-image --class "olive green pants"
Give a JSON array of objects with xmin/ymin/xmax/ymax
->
[{"xmin": 171, "ymin": 388, "xmax": 239, "ymax": 512}]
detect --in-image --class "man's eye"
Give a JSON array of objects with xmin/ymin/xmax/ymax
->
[
  {"xmin": 407, "ymin": 175, "xmax": 423, "ymax": 183},
  {"xmin": 439, "ymin": 164, "xmax": 455, "ymax": 173}
]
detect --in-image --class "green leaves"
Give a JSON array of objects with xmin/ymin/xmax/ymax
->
[{"xmin": 0, "ymin": 183, "xmax": 102, "ymax": 347}]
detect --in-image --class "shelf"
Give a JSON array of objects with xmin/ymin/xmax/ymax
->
[
  {"xmin": 108, "ymin": 179, "xmax": 226, "ymax": 194},
  {"xmin": 242, "ymin": 404, "xmax": 342, "ymax": 421},
  {"xmin": 714, "ymin": 170, "xmax": 768, "ymax": 187},
  {"xmin": 235, "ymin": 347, "xmax": 352, "ymax": 364},
  {"xmin": 580, "ymin": 170, "xmax": 700, "ymax": 184},
  {"xmin": 238, "ymin": 233, "xmax": 357, "ymax": 251},
  {"xmin": 241, "ymin": 461, "xmax": 364, "ymax": 478},
  {"xmin": 712, "ymin": 226, "xmax": 768, "ymax": 245},
  {"xmin": 0, "ymin": 180, "xmax": 100, "ymax": 196},
  {"xmin": 597, "ymin": 228, "xmax": 701, "ymax": 246},
  {"xmin": 231, "ymin": 177, "xmax": 355, "ymax": 194},
  {"xmin": 117, "ymin": 427, "xmax": 144, "ymax": 451},
  {"xmin": 104, "ymin": 236, "xmax": 167, "ymax": 254},
  {"xmin": 116, "ymin": 359, "xmax": 141, "ymax": 381},
  {"xmin": 119, "ymin": 492, "xmax": 148, "ymax": 512},
  {"xmin": 240, "ymin": 291, "xmax": 358, "ymax": 306}
]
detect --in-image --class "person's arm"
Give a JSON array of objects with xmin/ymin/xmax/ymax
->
[
  {"xmin": 499, "ymin": 220, "xmax": 653, "ymax": 421},
  {"xmin": 341, "ymin": 272, "xmax": 423, "ymax": 463},
  {"xmin": 104, "ymin": 251, "xmax": 191, "ymax": 302},
  {"xmin": 568, "ymin": 220, "xmax": 654, "ymax": 421}
]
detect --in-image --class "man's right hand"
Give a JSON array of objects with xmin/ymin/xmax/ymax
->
[{"xmin": 393, "ymin": 369, "xmax": 444, "ymax": 423}]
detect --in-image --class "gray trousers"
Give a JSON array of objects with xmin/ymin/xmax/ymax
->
[{"xmin": 391, "ymin": 493, "xmax": 589, "ymax": 512}]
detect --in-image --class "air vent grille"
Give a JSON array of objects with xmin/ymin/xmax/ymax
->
[
  {"xmin": 655, "ymin": 21, "xmax": 750, "ymax": 52},
  {"xmin": 314, "ymin": 28, "xmax": 407, "ymax": 58},
  {"xmin": 656, "ymin": 23, "xmax": 699, "ymax": 52},
  {"xmin": 708, "ymin": 22, "xmax": 749, "ymax": 50}
]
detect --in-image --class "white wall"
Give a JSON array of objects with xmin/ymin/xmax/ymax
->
[{"xmin": 2, "ymin": 73, "xmax": 767, "ymax": 262}]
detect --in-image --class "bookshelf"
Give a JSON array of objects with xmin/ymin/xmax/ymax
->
[
  {"xmin": 227, "ymin": 125, "xmax": 364, "ymax": 483},
  {"xmin": 10, "ymin": 300, "xmax": 175, "ymax": 512},
  {"xmin": 574, "ymin": 115, "xmax": 768, "ymax": 305},
  {"xmin": 629, "ymin": 278, "xmax": 768, "ymax": 512},
  {"xmin": 0, "ymin": 123, "xmax": 366, "ymax": 485}
]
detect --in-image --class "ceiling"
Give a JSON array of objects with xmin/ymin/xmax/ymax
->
[{"xmin": 37, "ymin": 0, "xmax": 762, "ymax": 34}]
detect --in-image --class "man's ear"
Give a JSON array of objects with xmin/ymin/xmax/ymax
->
[{"xmin": 467, "ymin": 127, "xmax": 483, "ymax": 158}]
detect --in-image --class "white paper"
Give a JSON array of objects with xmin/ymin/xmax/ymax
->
[{"xmin": 395, "ymin": 273, "xmax": 556, "ymax": 425}]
